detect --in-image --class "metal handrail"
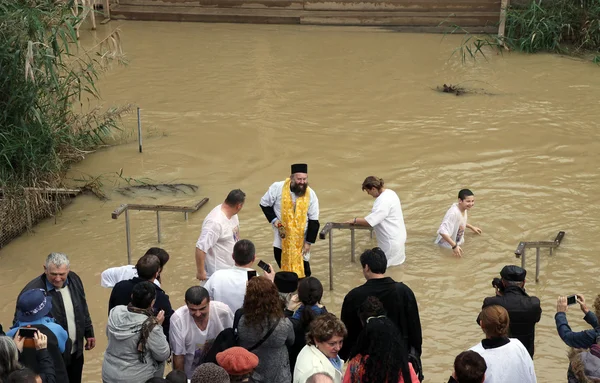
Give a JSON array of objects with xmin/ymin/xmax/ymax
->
[
  {"xmin": 514, "ymin": 231, "xmax": 565, "ymax": 282},
  {"xmin": 112, "ymin": 198, "xmax": 209, "ymax": 263},
  {"xmin": 319, "ymin": 222, "xmax": 373, "ymax": 291}
]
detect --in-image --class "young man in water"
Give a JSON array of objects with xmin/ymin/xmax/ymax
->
[{"xmin": 435, "ymin": 189, "xmax": 482, "ymax": 257}]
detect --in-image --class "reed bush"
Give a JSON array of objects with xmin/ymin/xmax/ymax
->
[
  {"xmin": 0, "ymin": 0, "xmax": 129, "ymax": 188},
  {"xmin": 449, "ymin": 0, "xmax": 600, "ymax": 63}
]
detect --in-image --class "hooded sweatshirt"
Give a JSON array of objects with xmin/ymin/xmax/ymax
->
[{"xmin": 102, "ymin": 305, "xmax": 170, "ymax": 383}]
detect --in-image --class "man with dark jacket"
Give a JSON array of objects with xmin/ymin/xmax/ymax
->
[
  {"xmin": 481, "ymin": 265, "xmax": 542, "ymax": 357},
  {"xmin": 108, "ymin": 253, "xmax": 174, "ymax": 340},
  {"xmin": 340, "ymin": 248, "xmax": 422, "ymax": 362},
  {"xmin": 14, "ymin": 252, "xmax": 95, "ymax": 383}
]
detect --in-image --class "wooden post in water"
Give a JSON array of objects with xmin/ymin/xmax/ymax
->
[
  {"xmin": 137, "ymin": 107, "xmax": 143, "ymax": 153},
  {"xmin": 498, "ymin": 0, "xmax": 510, "ymax": 47}
]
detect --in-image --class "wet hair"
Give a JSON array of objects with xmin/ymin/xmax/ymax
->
[
  {"xmin": 243, "ymin": 276, "xmax": 284, "ymax": 328},
  {"xmin": 298, "ymin": 277, "xmax": 324, "ymax": 328},
  {"xmin": 458, "ymin": 189, "xmax": 474, "ymax": 201},
  {"xmin": 7, "ymin": 368, "xmax": 38, "ymax": 383},
  {"xmin": 306, "ymin": 372, "xmax": 334, "ymax": 383},
  {"xmin": 306, "ymin": 313, "xmax": 347, "ymax": 345},
  {"xmin": 359, "ymin": 247, "xmax": 387, "ymax": 275},
  {"xmin": 144, "ymin": 247, "xmax": 170, "ymax": 268},
  {"xmin": 185, "ymin": 286, "xmax": 210, "ymax": 306},
  {"xmin": 224, "ymin": 189, "xmax": 246, "ymax": 207},
  {"xmin": 479, "ymin": 305, "xmax": 510, "ymax": 338},
  {"xmin": 135, "ymin": 254, "xmax": 161, "ymax": 280},
  {"xmin": 361, "ymin": 176, "xmax": 384, "ymax": 192},
  {"xmin": 349, "ymin": 316, "xmax": 411, "ymax": 383},
  {"xmin": 454, "ymin": 350, "xmax": 487, "ymax": 383},
  {"xmin": 358, "ymin": 296, "xmax": 387, "ymax": 327},
  {"xmin": 233, "ymin": 239, "xmax": 255, "ymax": 266},
  {"xmin": 45, "ymin": 252, "xmax": 70, "ymax": 269},
  {"xmin": 132, "ymin": 281, "xmax": 156, "ymax": 309},
  {"xmin": 0, "ymin": 336, "xmax": 21, "ymax": 378},
  {"xmin": 165, "ymin": 370, "xmax": 188, "ymax": 383}
]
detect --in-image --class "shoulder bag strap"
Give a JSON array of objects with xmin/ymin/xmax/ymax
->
[{"xmin": 247, "ymin": 317, "xmax": 282, "ymax": 352}]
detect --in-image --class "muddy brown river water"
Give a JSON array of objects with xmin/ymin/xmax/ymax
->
[{"xmin": 1, "ymin": 20, "xmax": 600, "ymax": 382}]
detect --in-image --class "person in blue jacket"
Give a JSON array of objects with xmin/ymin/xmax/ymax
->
[{"xmin": 556, "ymin": 294, "xmax": 600, "ymax": 348}]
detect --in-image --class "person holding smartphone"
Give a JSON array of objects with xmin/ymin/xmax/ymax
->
[
  {"xmin": 204, "ymin": 239, "xmax": 275, "ymax": 313},
  {"xmin": 12, "ymin": 330, "xmax": 56, "ymax": 383},
  {"xmin": 556, "ymin": 293, "xmax": 600, "ymax": 349}
]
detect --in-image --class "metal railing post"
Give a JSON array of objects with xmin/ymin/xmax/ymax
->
[
  {"xmin": 125, "ymin": 208, "xmax": 131, "ymax": 264},
  {"xmin": 520, "ymin": 249, "xmax": 525, "ymax": 270},
  {"xmin": 156, "ymin": 211, "xmax": 161, "ymax": 243},
  {"xmin": 329, "ymin": 231, "xmax": 334, "ymax": 291},
  {"xmin": 350, "ymin": 227, "xmax": 356, "ymax": 263},
  {"xmin": 535, "ymin": 247, "xmax": 541, "ymax": 282}
]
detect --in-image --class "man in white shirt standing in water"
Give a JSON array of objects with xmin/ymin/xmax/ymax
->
[
  {"xmin": 346, "ymin": 176, "xmax": 407, "ymax": 267},
  {"xmin": 435, "ymin": 188, "xmax": 482, "ymax": 257},
  {"xmin": 195, "ymin": 189, "xmax": 245, "ymax": 282}
]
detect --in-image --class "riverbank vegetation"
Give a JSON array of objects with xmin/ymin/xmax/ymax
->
[
  {"xmin": 0, "ymin": 0, "xmax": 127, "ymax": 245},
  {"xmin": 452, "ymin": 0, "xmax": 600, "ymax": 64}
]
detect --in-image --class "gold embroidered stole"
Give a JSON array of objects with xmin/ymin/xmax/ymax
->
[{"xmin": 280, "ymin": 178, "xmax": 310, "ymax": 278}]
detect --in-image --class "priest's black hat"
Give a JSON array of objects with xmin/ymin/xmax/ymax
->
[
  {"xmin": 274, "ymin": 271, "xmax": 299, "ymax": 293},
  {"xmin": 500, "ymin": 265, "xmax": 526, "ymax": 282},
  {"xmin": 291, "ymin": 163, "xmax": 308, "ymax": 174}
]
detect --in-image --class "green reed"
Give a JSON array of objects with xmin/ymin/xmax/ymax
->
[
  {"xmin": 448, "ymin": 0, "xmax": 600, "ymax": 64},
  {"xmin": 0, "ymin": 0, "xmax": 129, "ymax": 188}
]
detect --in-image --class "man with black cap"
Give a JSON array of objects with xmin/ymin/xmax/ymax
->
[
  {"xmin": 480, "ymin": 265, "xmax": 542, "ymax": 357},
  {"xmin": 260, "ymin": 164, "xmax": 320, "ymax": 278}
]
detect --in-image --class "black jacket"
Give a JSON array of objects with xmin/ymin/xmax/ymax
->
[
  {"xmin": 15, "ymin": 272, "xmax": 94, "ymax": 361},
  {"xmin": 18, "ymin": 324, "xmax": 68, "ymax": 383},
  {"xmin": 482, "ymin": 285, "xmax": 542, "ymax": 357},
  {"xmin": 108, "ymin": 277, "xmax": 174, "ymax": 340},
  {"xmin": 339, "ymin": 277, "xmax": 422, "ymax": 360}
]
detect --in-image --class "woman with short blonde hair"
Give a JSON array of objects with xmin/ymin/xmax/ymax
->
[
  {"xmin": 470, "ymin": 305, "xmax": 536, "ymax": 383},
  {"xmin": 294, "ymin": 313, "xmax": 347, "ymax": 383}
]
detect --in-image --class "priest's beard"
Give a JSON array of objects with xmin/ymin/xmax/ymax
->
[{"xmin": 290, "ymin": 181, "xmax": 308, "ymax": 197}]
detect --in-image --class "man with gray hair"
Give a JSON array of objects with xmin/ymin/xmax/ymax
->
[
  {"xmin": 14, "ymin": 252, "xmax": 94, "ymax": 383},
  {"xmin": 307, "ymin": 372, "xmax": 334, "ymax": 383}
]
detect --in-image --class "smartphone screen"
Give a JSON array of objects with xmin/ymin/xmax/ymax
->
[
  {"xmin": 257, "ymin": 260, "xmax": 270, "ymax": 273},
  {"xmin": 247, "ymin": 270, "xmax": 257, "ymax": 280},
  {"xmin": 567, "ymin": 295, "xmax": 577, "ymax": 305},
  {"xmin": 19, "ymin": 328, "xmax": 37, "ymax": 338}
]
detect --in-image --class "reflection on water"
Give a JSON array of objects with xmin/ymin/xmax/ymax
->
[{"xmin": 1, "ymin": 21, "xmax": 600, "ymax": 382}]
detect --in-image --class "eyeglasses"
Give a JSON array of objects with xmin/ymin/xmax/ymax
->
[{"xmin": 366, "ymin": 315, "xmax": 386, "ymax": 324}]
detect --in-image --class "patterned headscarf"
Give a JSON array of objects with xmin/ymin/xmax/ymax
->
[{"xmin": 127, "ymin": 304, "xmax": 159, "ymax": 363}]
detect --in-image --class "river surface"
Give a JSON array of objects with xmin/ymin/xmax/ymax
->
[{"xmin": 1, "ymin": 20, "xmax": 600, "ymax": 382}]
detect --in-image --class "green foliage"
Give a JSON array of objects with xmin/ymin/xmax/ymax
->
[
  {"xmin": 0, "ymin": 0, "xmax": 128, "ymax": 187},
  {"xmin": 447, "ymin": 0, "xmax": 600, "ymax": 63},
  {"xmin": 504, "ymin": 0, "xmax": 600, "ymax": 54}
]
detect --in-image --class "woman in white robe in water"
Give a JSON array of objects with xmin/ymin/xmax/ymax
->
[{"xmin": 345, "ymin": 176, "xmax": 407, "ymax": 267}]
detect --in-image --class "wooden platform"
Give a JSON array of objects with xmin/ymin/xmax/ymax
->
[{"xmin": 110, "ymin": 0, "xmax": 501, "ymax": 32}]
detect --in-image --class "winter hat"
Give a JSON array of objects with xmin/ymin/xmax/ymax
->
[
  {"xmin": 216, "ymin": 346, "xmax": 259, "ymax": 376},
  {"xmin": 17, "ymin": 289, "xmax": 53, "ymax": 322},
  {"xmin": 190, "ymin": 363, "xmax": 230, "ymax": 383}
]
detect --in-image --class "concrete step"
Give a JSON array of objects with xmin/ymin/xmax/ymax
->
[
  {"xmin": 117, "ymin": 0, "xmax": 500, "ymax": 12},
  {"xmin": 111, "ymin": 4, "xmax": 499, "ymax": 28}
]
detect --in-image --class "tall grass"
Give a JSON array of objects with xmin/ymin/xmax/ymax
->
[
  {"xmin": 0, "ymin": 0, "xmax": 129, "ymax": 188},
  {"xmin": 450, "ymin": 0, "xmax": 600, "ymax": 63}
]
